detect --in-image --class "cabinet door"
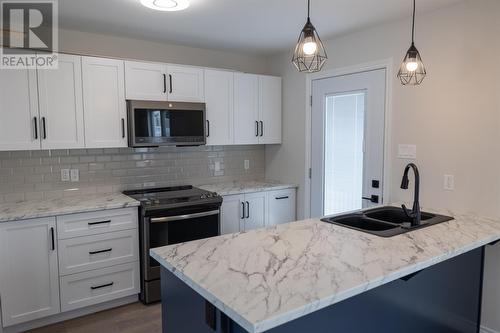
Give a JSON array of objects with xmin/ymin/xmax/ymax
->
[
  {"xmin": 124, "ymin": 61, "xmax": 167, "ymax": 101},
  {"xmin": 259, "ymin": 75, "xmax": 282, "ymax": 144},
  {"xmin": 0, "ymin": 217, "xmax": 60, "ymax": 327},
  {"xmin": 267, "ymin": 188, "xmax": 296, "ymax": 226},
  {"xmin": 205, "ymin": 69, "xmax": 234, "ymax": 146},
  {"xmin": 0, "ymin": 68, "xmax": 40, "ymax": 151},
  {"xmin": 167, "ymin": 65, "xmax": 204, "ymax": 102},
  {"xmin": 234, "ymin": 73, "xmax": 259, "ymax": 145},
  {"xmin": 82, "ymin": 56, "xmax": 127, "ymax": 148},
  {"xmin": 243, "ymin": 192, "xmax": 267, "ymax": 231},
  {"xmin": 221, "ymin": 194, "xmax": 244, "ymax": 235},
  {"xmin": 37, "ymin": 54, "xmax": 85, "ymax": 149}
]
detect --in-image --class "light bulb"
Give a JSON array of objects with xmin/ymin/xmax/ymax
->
[
  {"xmin": 406, "ymin": 61, "xmax": 418, "ymax": 72},
  {"xmin": 140, "ymin": 0, "xmax": 189, "ymax": 11},
  {"xmin": 154, "ymin": 0, "xmax": 178, "ymax": 8},
  {"xmin": 302, "ymin": 37, "xmax": 317, "ymax": 56}
]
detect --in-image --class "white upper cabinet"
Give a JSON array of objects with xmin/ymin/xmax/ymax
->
[
  {"xmin": 0, "ymin": 68, "xmax": 40, "ymax": 151},
  {"xmin": 234, "ymin": 73, "xmax": 259, "ymax": 145},
  {"xmin": 204, "ymin": 69, "xmax": 234, "ymax": 146},
  {"xmin": 37, "ymin": 54, "xmax": 85, "ymax": 149},
  {"xmin": 82, "ymin": 56, "xmax": 127, "ymax": 148},
  {"xmin": 0, "ymin": 217, "xmax": 60, "ymax": 327},
  {"xmin": 259, "ymin": 75, "xmax": 282, "ymax": 144},
  {"xmin": 167, "ymin": 65, "xmax": 204, "ymax": 102},
  {"xmin": 124, "ymin": 61, "xmax": 168, "ymax": 101}
]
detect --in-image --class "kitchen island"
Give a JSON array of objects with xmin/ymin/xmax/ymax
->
[{"xmin": 150, "ymin": 207, "xmax": 500, "ymax": 333}]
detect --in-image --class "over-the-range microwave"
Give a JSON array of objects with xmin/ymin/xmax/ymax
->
[{"xmin": 127, "ymin": 100, "xmax": 206, "ymax": 147}]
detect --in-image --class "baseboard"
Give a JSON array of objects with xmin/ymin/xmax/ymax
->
[
  {"xmin": 1, "ymin": 294, "xmax": 139, "ymax": 333},
  {"xmin": 481, "ymin": 325, "xmax": 500, "ymax": 333}
]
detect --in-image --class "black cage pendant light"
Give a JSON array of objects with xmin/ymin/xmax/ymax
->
[
  {"xmin": 397, "ymin": 0, "xmax": 427, "ymax": 85},
  {"xmin": 292, "ymin": 0, "xmax": 327, "ymax": 73}
]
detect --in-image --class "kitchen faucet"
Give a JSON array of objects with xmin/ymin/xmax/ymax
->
[{"xmin": 400, "ymin": 163, "xmax": 421, "ymax": 227}]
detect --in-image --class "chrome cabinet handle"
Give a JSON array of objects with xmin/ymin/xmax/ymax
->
[
  {"xmin": 245, "ymin": 201, "xmax": 250, "ymax": 219},
  {"xmin": 89, "ymin": 248, "xmax": 112, "ymax": 255},
  {"xmin": 33, "ymin": 117, "xmax": 38, "ymax": 140},
  {"xmin": 150, "ymin": 210, "xmax": 220, "ymax": 223},
  {"xmin": 91, "ymin": 282, "xmax": 114, "ymax": 290}
]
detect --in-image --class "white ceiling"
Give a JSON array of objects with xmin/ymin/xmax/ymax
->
[{"xmin": 59, "ymin": 0, "xmax": 464, "ymax": 55}]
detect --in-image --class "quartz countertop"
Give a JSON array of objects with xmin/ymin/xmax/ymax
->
[
  {"xmin": 0, "ymin": 193, "xmax": 140, "ymax": 222},
  {"xmin": 150, "ymin": 207, "xmax": 500, "ymax": 333},
  {"xmin": 198, "ymin": 180, "xmax": 298, "ymax": 196}
]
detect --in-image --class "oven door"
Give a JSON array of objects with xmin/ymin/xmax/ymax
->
[
  {"xmin": 143, "ymin": 204, "xmax": 220, "ymax": 282},
  {"xmin": 128, "ymin": 100, "xmax": 206, "ymax": 147}
]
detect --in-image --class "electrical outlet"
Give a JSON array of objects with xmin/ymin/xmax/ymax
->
[
  {"xmin": 244, "ymin": 160, "xmax": 250, "ymax": 170},
  {"xmin": 61, "ymin": 169, "xmax": 70, "ymax": 182},
  {"xmin": 214, "ymin": 161, "xmax": 221, "ymax": 172},
  {"xmin": 70, "ymin": 169, "xmax": 79, "ymax": 182},
  {"xmin": 444, "ymin": 175, "xmax": 455, "ymax": 191}
]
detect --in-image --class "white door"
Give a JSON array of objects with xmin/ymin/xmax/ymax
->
[
  {"xmin": 37, "ymin": 54, "xmax": 85, "ymax": 149},
  {"xmin": 205, "ymin": 69, "xmax": 234, "ymax": 146},
  {"xmin": 259, "ymin": 75, "xmax": 282, "ymax": 144},
  {"xmin": 0, "ymin": 217, "xmax": 60, "ymax": 327},
  {"xmin": 310, "ymin": 69, "xmax": 386, "ymax": 217},
  {"xmin": 242, "ymin": 192, "xmax": 267, "ymax": 231},
  {"xmin": 124, "ymin": 61, "xmax": 168, "ymax": 101},
  {"xmin": 234, "ymin": 73, "xmax": 259, "ymax": 144},
  {"xmin": 82, "ymin": 56, "xmax": 127, "ymax": 148},
  {"xmin": 267, "ymin": 189, "xmax": 296, "ymax": 225},
  {"xmin": 221, "ymin": 194, "xmax": 244, "ymax": 235},
  {"xmin": 0, "ymin": 68, "xmax": 40, "ymax": 151},
  {"xmin": 166, "ymin": 65, "xmax": 204, "ymax": 102}
]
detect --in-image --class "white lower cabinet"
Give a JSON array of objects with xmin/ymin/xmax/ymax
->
[
  {"xmin": 60, "ymin": 262, "xmax": 140, "ymax": 312},
  {"xmin": 0, "ymin": 208, "xmax": 139, "ymax": 328},
  {"xmin": 220, "ymin": 188, "xmax": 296, "ymax": 235},
  {"xmin": 0, "ymin": 217, "xmax": 60, "ymax": 327}
]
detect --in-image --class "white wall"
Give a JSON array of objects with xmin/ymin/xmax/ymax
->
[
  {"xmin": 265, "ymin": 1, "xmax": 500, "ymax": 330},
  {"xmin": 59, "ymin": 28, "xmax": 269, "ymax": 74}
]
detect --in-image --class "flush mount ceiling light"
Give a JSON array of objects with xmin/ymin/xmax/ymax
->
[
  {"xmin": 140, "ymin": 0, "xmax": 190, "ymax": 11},
  {"xmin": 397, "ymin": 0, "xmax": 427, "ymax": 85},
  {"xmin": 292, "ymin": 0, "xmax": 327, "ymax": 73}
]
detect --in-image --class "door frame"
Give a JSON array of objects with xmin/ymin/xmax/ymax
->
[{"xmin": 304, "ymin": 59, "xmax": 394, "ymax": 218}]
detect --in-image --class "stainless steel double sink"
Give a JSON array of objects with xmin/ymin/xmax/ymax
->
[{"xmin": 321, "ymin": 206, "xmax": 454, "ymax": 237}]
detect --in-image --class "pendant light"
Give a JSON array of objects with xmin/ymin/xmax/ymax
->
[
  {"xmin": 397, "ymin": 0, "xmax": 426, "ymax": 85},
  {"xmin": 292, "ymin": 0, "xmax": 327, "ymax": 73}
]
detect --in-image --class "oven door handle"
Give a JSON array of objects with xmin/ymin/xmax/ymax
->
[{"xmin": 150, "ymin": 210, "xmax": 220, "ymax": 223}]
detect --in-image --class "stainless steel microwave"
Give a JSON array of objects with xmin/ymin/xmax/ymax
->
[{"xmin": 127, "ymin": 100, "xmax": 206, "ymax": 147}]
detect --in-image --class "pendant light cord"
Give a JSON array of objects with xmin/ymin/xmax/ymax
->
[
  {"xmin": 411, "ymin": 0, "xmax": 416, "ymax": 44},
  {"xmin": 307, "ymin": 0, "xmax": 310, "ymax": 19}
]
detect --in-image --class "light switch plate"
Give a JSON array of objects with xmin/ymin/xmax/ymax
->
[
  {"xmin": 61, "ymin": 169, "xmax": 70, "ymax": 182},
  {"xmin": 244, "ymin": 160, "xmax": 250, "ymax": 170},
  {"xmin": 398, "ymin": 144, "xmax": 417, "ymax": 159},
  {"xmin": 70, "ymin": 169, "xmax": 79, "ymax": 182},
  {"xmin": 444, "ymin": 175, "xmax": 455, "ymax": 191}
]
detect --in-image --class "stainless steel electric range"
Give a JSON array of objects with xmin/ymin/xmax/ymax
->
[{"xmin": 123, "ymin": 186, "xmax": 222, "ymax": 304}]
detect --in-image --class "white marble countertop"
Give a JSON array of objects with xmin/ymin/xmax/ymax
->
[
  {"xmin": 150, "ymin": 207, "xmax": 500, "ymax": 333},
  {"xmin": 0, "ymin": 193, "xmax": 139, "ymax": 222},
  {"xmin": 198, "ymin": 180, "xmax": 298, "ymax": 196}
]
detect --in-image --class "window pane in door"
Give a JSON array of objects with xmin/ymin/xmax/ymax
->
[{"xmin": 324, "ymin": 92, "xmax": 365, "ymax": 215}]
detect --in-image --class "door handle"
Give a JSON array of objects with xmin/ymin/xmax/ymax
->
[
  {"xmin": 275, "ymin": 196, "xmax": 289, "ymax": 200},
  {"xmin": 241, "ymin": 202, "xmax": 245, "ymax": 219},
  {"xmin": 362, "ymin": 195, "xmax": 379, "ymax": 204},
  {"xmin": 90, "ymin": 282, "xmax": 114, "ymax": 290},
  {"xmin": 33, "ymin": 117, "xmax": 38, "ymax": 140},
  {"xmin": 50, "ymin": 227, "xmax": 55, "ymax": 251},
  {"xmin": 89, "ymin": 248, "xmax": 113, "ymax": 255},
  {"xmin": 245, "ymin": 201, "xmax": 250, "ymax": 219},
  {"xmin": 255, "ymin": 121, "xmax": 259, "ymax": 137},
  {"xmin": 88, "ymin": 220, "xmax": 111, "ymax": 226},
  {"xmin": 260, "ymin": 121, "xmax": 264, "ymax": 137},
  {"xmin": 206, "ymin": 120, "xmax": 210, "ymax": 137},
  {"xmin": 163, "ymin": 74, "xmax": 167, "ymax": 93},
  {"xmin": 121, "ymin": 118, "xmax": 126, "ymax": 138},
  {"xmin": 169, "ymin": 74, "xmax": 173, "ymax": 93},
  {"xmin": 41, "ymin": 117, "xmax": 47, "ymax": 139},
  {"xmin": 150, "ymin": 210, "xmax": 220, "ymax": 223}
]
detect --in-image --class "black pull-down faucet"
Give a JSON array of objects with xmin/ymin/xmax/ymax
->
[{"xmin": 400, "ymin": 163, "xmax": 421, "ymax": 227}]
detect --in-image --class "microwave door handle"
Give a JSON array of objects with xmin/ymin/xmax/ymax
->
[{"xmin": 150, "ymin": 210, "xmax": 220, "ymax": 223}]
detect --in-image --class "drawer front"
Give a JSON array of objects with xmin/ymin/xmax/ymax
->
[
  {"xmin": 58, "ymin": 229, "xmax": 139, "ymax": 276},
  {"xmin": 60, "ymin": 262, "xmax": 140, "ymax": 312},
  {"xmin": 57, "ymin": 208, "xmax": 138, "ymax": 239},
  {"xmin": 267, "ymin": 189, "xmax": 296, "ymax": 226}
]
